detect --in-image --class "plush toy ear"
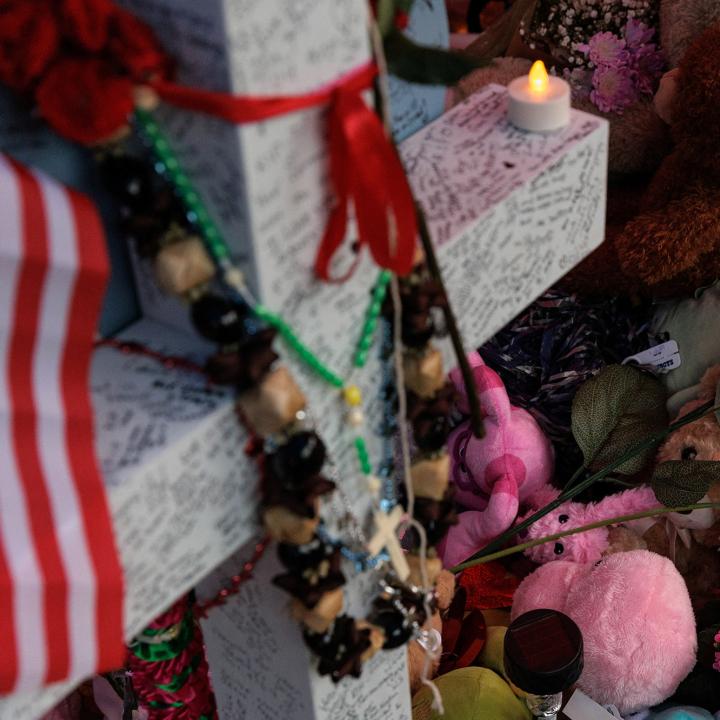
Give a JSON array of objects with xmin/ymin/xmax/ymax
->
[
  {"xmin": 450, "ymin": 351, "xmax": 512, "ymax": 422},
  {"xmin": 584, "ymin": 485, "xmax": 659, "ymax": 524},
  {"xmin": 523, "ymin": 484, "xmax": 561, "ymax": 513}
]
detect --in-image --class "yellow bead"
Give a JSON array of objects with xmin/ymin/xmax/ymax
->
[{"xmin": 343, "ymin": 384, "xmax": 363, "ymax": 407}]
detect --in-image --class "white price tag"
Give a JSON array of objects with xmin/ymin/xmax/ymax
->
[
  {"xmin": 623, "ymin": 340, "xmax": 681, "ymax": 374},
  {"xmin": 563, "ymin": 690, "xmax": 623, "ymax": 720}
]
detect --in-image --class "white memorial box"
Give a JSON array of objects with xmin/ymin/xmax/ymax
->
[{"xmin": 404, "ymin": 83, "xmax": 609, "ymax": 347}]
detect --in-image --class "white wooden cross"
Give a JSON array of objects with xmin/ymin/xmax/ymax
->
[{"xmin": 367, "ymin": 505, "xmax": 410, "ymax": 582}]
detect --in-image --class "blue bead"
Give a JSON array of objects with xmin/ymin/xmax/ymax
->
[{"xmin": 380, "ymin": 498, "xmax": 396, "ymax": 514}]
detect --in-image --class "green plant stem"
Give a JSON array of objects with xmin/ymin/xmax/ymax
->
[
  {"xmin": 369, "ymin": 21, "xmax": 485, "ymax": 440},
  {"xmin": 563, "ymin": 464, "xmax": 586, "ymax": 489},
  {"xmin": 416, "ymin": 205, "xmax": 485, "ymax": 439},
  {"xmin": 451, "ymin": 501, "xmax": 720, "ymax": 572},
  {"xmin": 459, "ymin": 399, "xmax": 718, "ymax": 565},
  {"xmin": 604, "ymin": 478, "xmax": 637, "ymax": 488}
]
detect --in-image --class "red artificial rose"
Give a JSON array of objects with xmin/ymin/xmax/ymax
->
[
  {"xmin": 107, "ymin": 7, "xmax": 171, "ymax": 81},
  {"xmin": 36, "ymin": 56, "xmax": 134, "ymax": 145},
  {"xmin": 394, "ymin": 10, "xmax": 409, "ymax": 29},
  {"xmin": 59, "ymin": 0, "xmax": 114, "ymax": 52},
  {"xmin": 0, "ymin": 0, "xmax": 59, "ymax": 91}
]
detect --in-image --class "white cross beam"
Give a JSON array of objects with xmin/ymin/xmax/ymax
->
[{"xmin": 367, "ymin": 504, "xmax": 410, "ymax": 582}]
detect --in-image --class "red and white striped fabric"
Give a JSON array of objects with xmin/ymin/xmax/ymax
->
[{"xmin": 0, "ymin": 155, "xmax": 124, "ymax": 692}]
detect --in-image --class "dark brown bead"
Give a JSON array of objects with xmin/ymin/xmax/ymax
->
[
  {"xmin": 276, "ymin": 536, "xmax": 339, "ymax": 572},
  {"xmin": 368, "ymin": 583, "xmax": 430, "ymax": 650},
  {"xmin": 191, "ymin": 294, "xmax": 248, "ymax": 344},
  {"xmin": 303, "ymin": 615, "xmax": 371, "ymax": 683},
  {"xmin": 409, "ymin": 487, "xmax": 458, "ymax": 547},
  {"xmin": 261, "ymin": 469, "xmax": 335, "ymax": 519},
  {"xmin": 205, "ymin": 352, "xmax": 244, "ymax": 386},
  {"xmin": 269, "ymin": 431, "xmax": 326, "ymax": 481},
  {"xmin": 99, "ymin": 154, "xmax": 155, "ymax": 211}
]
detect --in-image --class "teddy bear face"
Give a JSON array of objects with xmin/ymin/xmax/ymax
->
[
  {"xmin": 521, "ymin": 501, "xmax": 610, "ymax": 565},
  {"xmin": 657, "ymin": 412, "xmax": 720, "ymax": 464}
]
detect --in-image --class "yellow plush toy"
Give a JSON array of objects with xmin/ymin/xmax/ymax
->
[{"xmin": 412, "ymin": 627, "xmax": 531, "ymax": 720}]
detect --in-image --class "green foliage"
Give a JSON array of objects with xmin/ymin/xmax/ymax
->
[
  {"xmin": 651, "ymin": 460, "xmax": 720, "ymax": 507},
  {"xmin": 383, "ymin": 28, "xmax": 489, "ymax": 86},
  {"xmin": 571, "ymin": 365, "xmax": 668, "ymax": 475}
]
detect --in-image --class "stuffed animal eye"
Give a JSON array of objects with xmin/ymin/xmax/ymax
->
[
  {"xmin": 681, "ymin": 446, "xmax": 697, "ymax": 461},
  {"xmin": 558, "ymin": 514, "xmax": 569, "ymax": 524},
  {"xmin": 554, "ymin": 542, "xmax": 564, "ymax": 555}
]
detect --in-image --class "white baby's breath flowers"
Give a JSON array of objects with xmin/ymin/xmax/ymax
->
[{"xmin": 525, "ymin": 0, "xmax": 658, "ymax": 71}]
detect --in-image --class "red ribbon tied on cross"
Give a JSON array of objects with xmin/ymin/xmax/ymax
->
[{"xmin": 151, "ymin": 64, "xmax": 417, "ymax": 282}]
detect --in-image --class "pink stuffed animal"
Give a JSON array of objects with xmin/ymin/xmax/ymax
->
[
  {"xmin": 437, "ymin": 352, "xmax": 554, "ymax": 568},
  {"xmin": 518, "ymin": 484, "xmax": 661, "ymax": 564},
  {"xmin": 512, "ymin": 550, "xmax": 697, "ymax": 714}
]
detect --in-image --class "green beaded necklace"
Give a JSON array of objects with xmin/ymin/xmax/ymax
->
[{"xmin": 134, "ymin": 109, "xmax": 390, "ymax": 478}]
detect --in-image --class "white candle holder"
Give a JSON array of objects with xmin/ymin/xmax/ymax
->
[{"xmin": 508, "ymin": 61, "xmax": 571, "ymax": 133}]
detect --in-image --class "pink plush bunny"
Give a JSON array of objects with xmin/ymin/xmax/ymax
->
[
  {"xmin": 518, "ymin": 484, "xmax": 661, "ymax": 565},
  {"xmin": 437, "ymin": 351, "xmax": 555, "ymax": 568}
]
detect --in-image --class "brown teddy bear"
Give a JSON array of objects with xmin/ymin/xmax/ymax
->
[
  {"xmin": 639, "ymin": 363, "xmax": 720, "ymax": 605},
  {"xmin": 660, "ymin": 0, "xmax": 720, "ymax": 67},
  {"xmin": 655, "ymin": 364, "xmax": 720, "ymax": 546},
  {"xmin": 566, "ymin": 22, "xmax": 720, "ymax": 299}
]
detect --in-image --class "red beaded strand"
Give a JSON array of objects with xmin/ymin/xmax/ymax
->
[
  {"xmin": 195, "ymin": 536, "xmax": 271, "ymax": 617},
  {"xmin": 95, "ymin": 338, "xmax": 208, "ymax": 376}
]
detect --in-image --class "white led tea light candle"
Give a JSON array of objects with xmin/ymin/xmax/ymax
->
[{"xmin": 508, "ymin": 61, "xmax": 571, "ymax": 132}]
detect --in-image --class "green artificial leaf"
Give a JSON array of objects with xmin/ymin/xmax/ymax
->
[
  {"xmin": 377, "ymin": 0, "xmax": 397, "ymax": 37},
  {"xmin": 384, "ymin": 28, "xmax": 489, "ymax": 86},
  {"xmin": 590, "ymin": 414, "xmax": 660, "ymax": 476},
  {"xmin": 571, "ymin": 365, "xmax": 668, "ymax": 475},
  {"xmin": 651, "ymin": 460, "xmax": 720, "ymax": 507}
]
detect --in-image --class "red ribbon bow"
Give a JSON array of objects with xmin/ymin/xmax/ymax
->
[{"xmin": 151, "ymin": 63, "xmax": 417, "ymax": 282}]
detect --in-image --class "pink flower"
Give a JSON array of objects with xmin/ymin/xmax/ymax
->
[
  {"xmin": 630, "ymin": 44, "xmax": 665, "ymax": 95},
  {"xmin": 591, "ymin": 65, "xmax": 637, "ymax": 113},
  {"xmin": 586, "ymin": 32, "xmax": 628, "ymax": 67},
  {"xmin": 563, "ymin": 67, "xmax": 592, "ymax": 100},
  {"xmin": 624, "ymin": 19, "xmax": 654, "ymax": 48}
]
